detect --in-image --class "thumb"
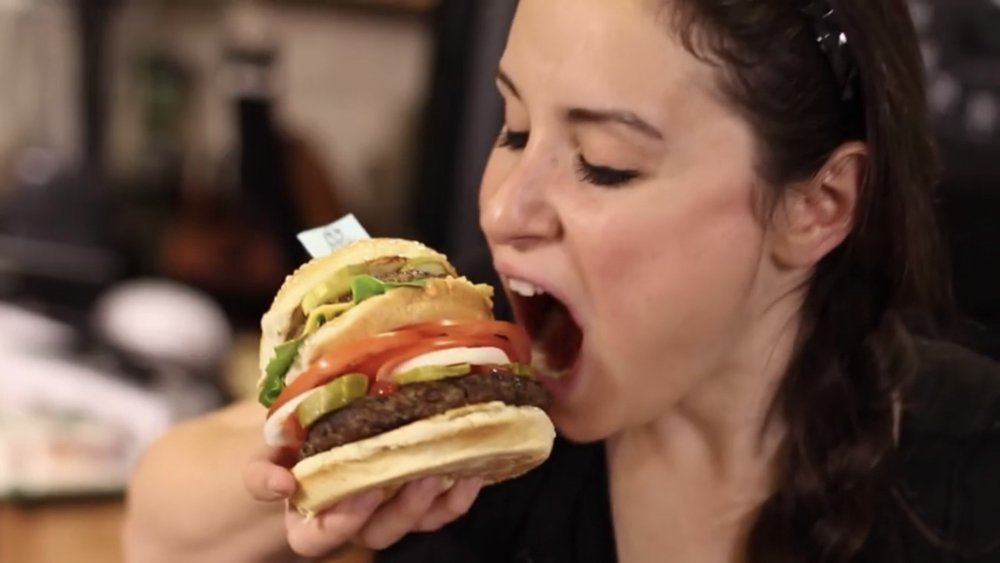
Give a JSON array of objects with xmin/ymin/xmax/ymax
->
[{"xmin": 244, "ymin": 445, "xmax": 298, "ymax": 501}]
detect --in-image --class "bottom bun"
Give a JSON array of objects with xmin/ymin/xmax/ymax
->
[{"xmin": 289, "ymin": 402, "xmax": 555, "ymax": 517}]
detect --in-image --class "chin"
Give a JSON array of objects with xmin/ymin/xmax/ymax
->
[{"xmin": 548, "ymin": 399, "xmax": 622, "ymax": 443}]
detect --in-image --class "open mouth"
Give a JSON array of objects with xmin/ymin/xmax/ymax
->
[{"xmin": 506, "ymin": 279, "xmax": 583, "ymax": 379}]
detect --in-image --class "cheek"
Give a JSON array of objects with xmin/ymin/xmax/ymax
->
[{"xmin": 575, "ymin": 179, "xmax": 765, "ymax": 376}]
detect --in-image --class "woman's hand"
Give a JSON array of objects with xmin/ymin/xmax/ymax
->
[{"xmin": 243, "ymin": 445, "xmax": 483, "ymax": 558}]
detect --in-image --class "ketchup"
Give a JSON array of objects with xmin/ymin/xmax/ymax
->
[
  {"xmin": 370, "ymin": 380, "xmax": 399, "ymax": 397},
  {"xmin": 282, "ymin": 416, "xmax": 308, "ymax": 447},
  {"xmin": 470, "ymin": 364, "xmax": 512, "ymax": 376}
]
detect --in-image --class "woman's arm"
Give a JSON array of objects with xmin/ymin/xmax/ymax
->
[
  {"xmin": 122, "ymin": 400, "xmax": 309, "ymax": 563},
  {"xmin": 123, "ymin": 396, "xmax": 478, "ymax": 562}
]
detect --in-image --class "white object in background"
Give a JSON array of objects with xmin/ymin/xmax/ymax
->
[
  {"xmin": 296, "ymin": 214, "xmax": 371, "ymax": 258},
  {"xmin": 0, "ymin": 349, "xmax": 173, "ymax": 496},
  {"xmin": 0, "ymin": 411, "xmax": 132, "ymax": 497},
  {"xmin": 92, "ymin": 279, "xmax": 232, "ymax": 373},
  {"xmin": 0, "ymin": 352, "xmax": 172, "ymax": 453},
  {"xmin": 0, "ymin": 302, "xmax": 74, "ymax": 355}
]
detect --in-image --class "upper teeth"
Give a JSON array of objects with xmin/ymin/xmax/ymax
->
[{"xmin": 508, "ymin": 278, "xmax": 545, "ymax": 297}]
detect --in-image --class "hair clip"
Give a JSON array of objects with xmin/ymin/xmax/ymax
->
[{"xmin": 801, "ymin": 0, "xmax": 860, "ymax": 103}]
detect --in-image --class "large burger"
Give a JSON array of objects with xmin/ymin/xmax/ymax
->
[{"xmin": 257, "ymin": 238, "xmax": 554, "ymax": 516}]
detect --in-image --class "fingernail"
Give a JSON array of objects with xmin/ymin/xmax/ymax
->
[{"xmin": 440, "ymin": 477, "xmax": 456, "ymax": 492}]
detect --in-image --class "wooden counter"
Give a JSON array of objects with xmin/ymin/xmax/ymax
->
[
  {"xmin": 0, "ymin": 498, "xmax": 371, "ymax": 563},
  {"xmin": 0, "ymin": 498, "xmax": 125, "ymax": 563}
]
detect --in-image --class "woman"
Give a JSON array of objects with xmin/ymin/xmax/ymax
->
[{"xmin": 123, "ymin": 0, "xmax": 1000, "ymax": 561}]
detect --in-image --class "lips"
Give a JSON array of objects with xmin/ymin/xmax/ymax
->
[{"xmin": 504, "ymin": 276, "xmax": 583, "ymax": 380}]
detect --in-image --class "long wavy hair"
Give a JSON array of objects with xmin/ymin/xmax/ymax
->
[{"xmin": 659, "ymin": 0, "xmax": 950, "ymax": 560}]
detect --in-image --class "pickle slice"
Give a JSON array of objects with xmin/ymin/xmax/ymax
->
[
  {"xmin": 296, "ymin": 374, "xmax": 370, "ymax": 428},
  {"xmin": 393, "ymin": 363, "xmax": 472, "ymax": 386},
  {"xmin": 403, "ymin": 257, "xmax": 451, "ymax": 276},
  {"xmin": 509, "ymin": 363, "xmax": 534, "ymax": 377}
]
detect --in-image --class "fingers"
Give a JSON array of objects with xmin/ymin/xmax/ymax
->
[
  {"xmin": 243, "ymin": 446, "xmax": 297, "ymax": 501},
  {"xmin": 286, "ymin": 490, "xmax": 384, "ymax": 558},
  {"xmin": 359, "ymin": 477, "xmax": 449, "ymax": 549},
  {"xmin": 414, "ymin": 478, "xmax": 483, "ymax": 532},
  {"xmin": 283, "ymin": 476, "xmax": 484, "ymax": 557},
  {"xmin": 358, "ymin": 477, "xmax": 483, "ymax": 549}
]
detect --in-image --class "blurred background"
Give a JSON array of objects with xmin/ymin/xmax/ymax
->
[{"xmin": 0, "ymin": 0, "xmax": 996, "ymax": 561}]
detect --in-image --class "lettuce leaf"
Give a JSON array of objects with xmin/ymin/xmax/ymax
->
[
  {"xmin": 350, "ymin": 275, "xmax": 428, "ymax": 304},
  {"xmin": 258, "ymin": 338, "xmax": 304, "ymax": 407},
  {"xmin": 258, "ymin": 276, "xmax": 427, "ymax": 407}
]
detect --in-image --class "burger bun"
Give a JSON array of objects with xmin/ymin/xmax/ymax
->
[{"xmin": 289, "ymin": 402, "xmax": 555, "ymax": 517}]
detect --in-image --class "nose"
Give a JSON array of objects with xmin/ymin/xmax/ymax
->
[{"xmin": 479, "ymin": 151, "xmax": 563, "ymax": 250}]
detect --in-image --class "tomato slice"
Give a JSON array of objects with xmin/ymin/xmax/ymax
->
[
  {"xmin": 397, "ymin": 320, "xmax": 531, "ymax": 363},
  {"xmin": 267, "ymin": 320, "xmax": 532, "ymax": 415},
  {"xmin": 369, "ymin": 335, "xmax": 520, "ymax": 382},
  {"xmin": 267, "ymin": 330, "xmax": 424, "ymax": 415}
]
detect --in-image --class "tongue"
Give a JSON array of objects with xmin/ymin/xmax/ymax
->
[{"xmin": 539, "ymin": 302, "xmax": 582, "ymax": 371}]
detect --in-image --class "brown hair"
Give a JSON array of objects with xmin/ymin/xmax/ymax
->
[{"xmin": 661, "ymin": 0, "xmax": 949, "ymax": 560}]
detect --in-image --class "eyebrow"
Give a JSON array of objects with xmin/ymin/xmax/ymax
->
[
  {"xmin": 566, "ymin": 108, "xmax": 664, "ymax": 141},
  {"xmin": 497, "ymin": 68, "xmax": 664, "ymax": 141}
]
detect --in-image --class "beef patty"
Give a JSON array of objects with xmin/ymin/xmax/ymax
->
[{"xmin": 300, "ymin": 369, "xmax": 550, "ymax": 459}]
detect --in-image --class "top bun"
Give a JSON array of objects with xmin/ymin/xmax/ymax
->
[{"xmin": 266, "ymin": 239, "xmax": 454, "ymax": 323}]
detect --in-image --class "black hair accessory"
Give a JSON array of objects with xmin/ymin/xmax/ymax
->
[{"xmin": 801, "ymin": 0, "xmax": 860, "ymax": 103}]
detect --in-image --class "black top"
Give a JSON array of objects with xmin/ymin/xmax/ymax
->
[{"xmin": 377, "ymin": 340, "xmax": 1000, "ymax": 562}]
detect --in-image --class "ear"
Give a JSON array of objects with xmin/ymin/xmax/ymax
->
[{"xmin": 768, "ymin": 142, "xmax": 867, "ymax": 269}]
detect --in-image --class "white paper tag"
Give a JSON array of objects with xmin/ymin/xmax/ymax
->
[{"xmin": 297, "ymin": 214, "xmax": 371, "ymax": 258}]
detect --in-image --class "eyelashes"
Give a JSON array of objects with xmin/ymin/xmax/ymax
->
[
  {"xmin": 497, "ymin": 128, "xmax": 529, "ymax": 150},
  {"xmin": 574, "ymin": 155, "xmax": 639, "ymax": 188},
  {"xmin": 496, "ymin": 127, "xmax": 641, "ymax": 188}
]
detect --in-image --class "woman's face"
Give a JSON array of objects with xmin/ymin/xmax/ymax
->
[{"xmin": 480, "ymin": 0, "xmax": 794, "ymax": 441}]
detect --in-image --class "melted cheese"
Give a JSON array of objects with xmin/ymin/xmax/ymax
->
[{"xmin": 303, "ymin": 302, "xmax": 354, "ymax": 335}]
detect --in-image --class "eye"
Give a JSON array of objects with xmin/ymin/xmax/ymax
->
[
  {"xmin": 497, "ymin": 127, "xmax": 529, "ymax": 151},
  {"xmin": 575, "ymin": 155, "xmax": 640, "ymax": 188}
]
